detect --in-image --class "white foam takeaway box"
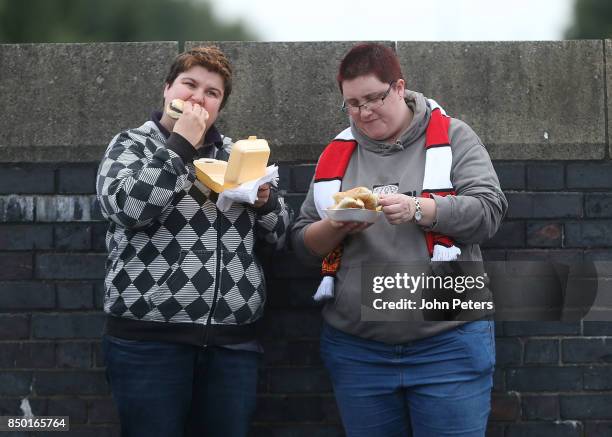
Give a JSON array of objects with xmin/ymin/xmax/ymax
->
[{"xmin": 194, "ymin": 136, "xmax": 270, "ymax": 192}]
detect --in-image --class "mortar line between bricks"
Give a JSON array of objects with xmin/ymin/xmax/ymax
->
[{"xmin": 561, "ymin": 218, "xmax": 566, "ymax": 248}]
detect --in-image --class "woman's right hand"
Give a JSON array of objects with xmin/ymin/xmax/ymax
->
[
  {"xmin": 304, "ymin": 218, "xmax": 370, "ymax": 257},
  {"xmin": 172, "ymin": 101, "xmax": 209, "ymax": 148},
  {"xmin": 329, "ymin": 220, "xmax": 372, "ymax": 235}
]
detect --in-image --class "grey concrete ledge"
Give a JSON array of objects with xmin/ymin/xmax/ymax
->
[
  {"xmin": 488, "ymin": 143, "xmax": 605, "ymax": 160},
  {"xmin": 2, "ymin": 142, "xmax": 605, "ymax": 163},
  {"xmin": 397, "ymin": 40, "xmax": 607, "ymax": 161},
  {"xmin": 1, "ymin": 40, "xmax": 609, "ymax": 162},
  {"xmin": 1, "ymin": 42, "xmax": 178, "ymax": 149},
  {"xmin": 607, "ymin": 40, "xmax": 612, "ymax": 158},
  {"xmin": 187, "ymin": 40, "xmax": 395, "ymax": 158}
]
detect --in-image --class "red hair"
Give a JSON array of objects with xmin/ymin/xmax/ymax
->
[{"xmin": 337, "ymin": 43, "xmax": 403, "ymax": 92}]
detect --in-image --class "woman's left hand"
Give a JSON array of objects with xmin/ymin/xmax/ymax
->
[
  {"xmin": 253, "ymin": 183, "xmax": 271, "ymax": 208},
  {"xmin": 378, "ymin": 193, "xmax": 415, "ymax": 225}
]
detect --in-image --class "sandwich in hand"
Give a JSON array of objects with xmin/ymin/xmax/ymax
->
[
  {"xmin": 332, "ymin": 186, "xmax": 380, "ymax": 211},
  {"xmin": 166, "ymin": 99, "xmax": 185, "ymax": 120}
]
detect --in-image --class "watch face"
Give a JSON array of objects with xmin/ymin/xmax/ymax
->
[{"xmin": 414, "ymin": 210, "xmax": 423, "ymax": 221}]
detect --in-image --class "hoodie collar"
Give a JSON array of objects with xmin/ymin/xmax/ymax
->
[{"xmin": 350, "ymin": 90, "xmax": 432, "ymax": 155}]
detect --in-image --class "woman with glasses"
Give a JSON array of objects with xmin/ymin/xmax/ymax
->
[{"xmin": 291, "ymin": 43, "xmax": 507, "ymax": 436}]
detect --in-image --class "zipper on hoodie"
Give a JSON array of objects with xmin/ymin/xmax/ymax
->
[{"xmin": 203, "ymin": 205, "xmax": 222, "ymax": 347}]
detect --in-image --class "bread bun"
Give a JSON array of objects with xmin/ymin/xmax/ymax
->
[
  {"xmin": 166, "ymin": 99, "xmax": 184, "ymax": 119},
  {"xmin": 334, "ymin": 197, "xmax": 365, "ymax": 209},
  {"xmin": 360, "ymin": 192, "xmax": 378, "ymax": 211},
  {"xmin": 332, "ymin": 186, "xmax": 378, "ymax": 210},
  {"xmin": 333, "ymin": 186, "xmax": 366, "ymax": 203}
]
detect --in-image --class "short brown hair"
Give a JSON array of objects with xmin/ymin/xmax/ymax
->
[
  {"xmin": 165, "ymin": 46, "xmax": 233, "ymax": 109},
  {"xmin": 337, "ymin": 43, "xmax": 403, "ymax": 93}
]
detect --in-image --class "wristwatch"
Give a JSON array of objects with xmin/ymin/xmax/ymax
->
[{"xmin": 413, "ymin": 196, "xmax": 423, "ymax": 223}]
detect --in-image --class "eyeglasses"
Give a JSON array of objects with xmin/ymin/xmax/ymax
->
[{"xmin": 341, "ymin": 82, "xmax": 396, "ymax": 114}]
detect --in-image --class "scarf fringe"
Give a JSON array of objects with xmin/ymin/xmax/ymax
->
[
  {"xmin": 313, "ymin": 275, "xmax": 335, "ymax": 301},
  {"xmin": 314, "ymin": 245, "xmax": 462, "ymax": 301},
  {"xmin": 432, "ymin": 244, "xmax": 462, "ymax": 261}
]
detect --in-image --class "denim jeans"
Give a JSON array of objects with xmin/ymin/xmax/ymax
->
[
  {"xmin": 320, "ymin": 321, "xmax": 495, "ymax": 437},
  {"xmin": 102, "ymin": 335, "xmax": 260, "ymax": 437}
]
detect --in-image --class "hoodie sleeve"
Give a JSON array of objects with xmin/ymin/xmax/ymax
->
[
  {"xmin": 428, "ymin": 119, "xmax": 508, "ymax": 244},
  {"xmin": 96, "ymin": 130, "xmax": 194, "ymax": 229},
  {"xmin": 289, "ymin": 178, "xmax": 327, "ymax": 266},
  {"xmin": 254, "ymin": 186, "xmax": 293, "ymax": 251}
]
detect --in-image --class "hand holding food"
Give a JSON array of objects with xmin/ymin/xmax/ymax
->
[
  {"xmin": 167, "ymin": 99, "xmax": 209, "ymax": 149},
  {"xmin": 253, "ymin": 183, "xmax": 271, "ymax": 208},
  {"xmin": 378, "ymin": 193, "xmax": 416, "ymax": 225}
]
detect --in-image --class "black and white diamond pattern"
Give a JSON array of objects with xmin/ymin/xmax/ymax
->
[{"xmin": 98, "ymin": 120, "xmax": 292, "ymax": 327}]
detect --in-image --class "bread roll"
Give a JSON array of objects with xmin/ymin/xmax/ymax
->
[
  {"xmin": 334, "ymin": 197, "xmax": 365, "ymax": 209},
  {"xmin": 166, "ymin": 99, "xmax": 184, "ymax": 119},
  {"xmin": 332, "ymin": 186, "xmax": 378, "ymax": 210}
]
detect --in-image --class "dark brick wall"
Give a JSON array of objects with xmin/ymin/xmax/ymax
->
[
  {"xmin": 470, "ymin": 161, "xmax": 612, "ymax": 437},
  {"xmin": 1, "ymin": 161, "xmax": 612, "ymax": 437}
]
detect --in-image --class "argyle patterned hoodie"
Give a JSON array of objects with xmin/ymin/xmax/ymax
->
[{"xmin": 96, "ymin": 118, "xmax": 291, "ymax": 346}]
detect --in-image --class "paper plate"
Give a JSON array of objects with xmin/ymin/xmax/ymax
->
[{"xmin": 324, "ymin": 208, "xmax": 381, "ymax": 224}]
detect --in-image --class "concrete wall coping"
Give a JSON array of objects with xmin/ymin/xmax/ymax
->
[{"xmin": 1, "ymin": 40, "xmax": 609, "ymax": 162}]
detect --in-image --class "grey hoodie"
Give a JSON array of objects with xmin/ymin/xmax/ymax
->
[{"xmin": 291, "ymin": 91, "xmax": 507, "ymax": 344}]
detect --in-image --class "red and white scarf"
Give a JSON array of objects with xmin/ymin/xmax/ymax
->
[{"xmin": 312, "ymin": 102, "xmax": 461, "ymax": 301}]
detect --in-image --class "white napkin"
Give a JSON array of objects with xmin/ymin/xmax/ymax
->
[{"xmin": 216, "ymin": 165, "xmax": 279, "ymax": 212}]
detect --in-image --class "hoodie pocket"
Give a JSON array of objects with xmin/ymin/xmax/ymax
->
[
  {"xmin": 332, "ymin": 265, "xmax": 361, "ymax": 320},
  {"xmin": 148, "ymin": 250, "xmax": 216, "ymax": 308},
  {"xmin": 215, "ymin": 250, "xmax": 264, "ymax": 323}
]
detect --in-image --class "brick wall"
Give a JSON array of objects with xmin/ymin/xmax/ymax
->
[
  {"xmin": 2, "ymin": 161, "xmax": 611, "ymax": 436},
  {"xmin": 0, "ymin": 163, "xmax": 113, "ymax": 436},
  {"xmin": 484, "ymin": 161, "xmax": 612, "ymax": 436}
]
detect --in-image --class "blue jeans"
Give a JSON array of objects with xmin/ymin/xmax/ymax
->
[
  {"xmin": 320, "ymin": 321, "xmax": 495, "ymax": 437},
  {"xmin": 102, "ymin": 335, "xmax": 260, "ymax": 437}
]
